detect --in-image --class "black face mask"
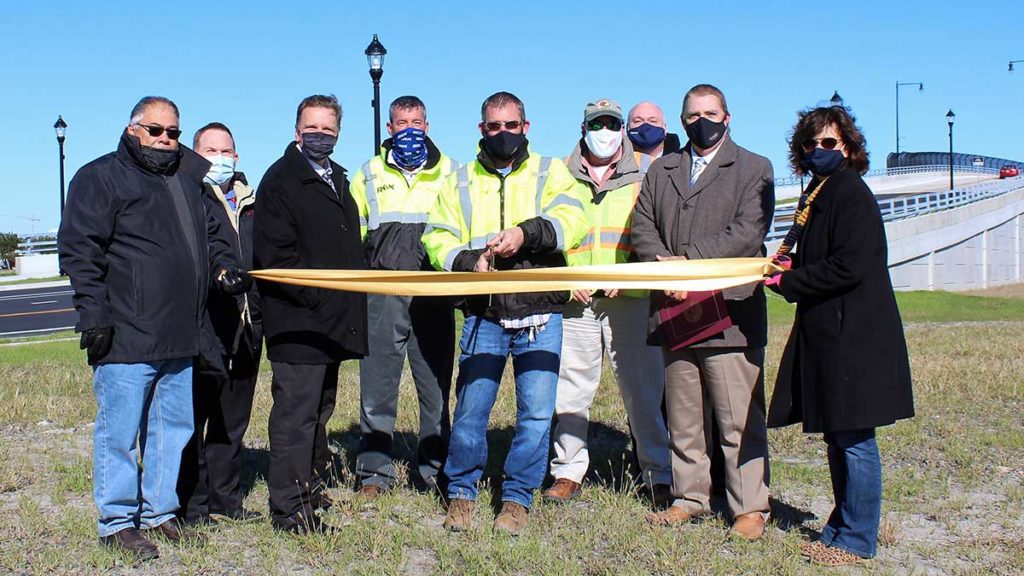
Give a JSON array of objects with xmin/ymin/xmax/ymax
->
[
  {"xmin": 481, "ymin": 131, "xmax": 527, "ymax": 163},
  {"xmin": 125, "ymin": 133, "xmax": 181, "ymax": 175},
  {"xmin": 299, "ymin": 131, "xmax": 337, "ymax": 162},
  {"xmin": 799, "ymin": 147, "xmax": 845, "ymax": 177},
  {"xmin": 684, "ymin": 116, "xmax": 727, "ymax": 150}
]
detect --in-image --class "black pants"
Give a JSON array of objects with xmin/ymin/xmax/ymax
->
[
  {"xmin": 177, "ymin": 350, "xmax": 260, "ymax": 520},
  {"xmin": 267, "ymin": 361, "xmax": 339, "ymax": 522},
  {"xmin": 356, "ymin": 294, "xmax": 454, "ymax": 488}
]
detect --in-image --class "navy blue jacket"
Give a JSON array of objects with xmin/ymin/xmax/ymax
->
[{"xmin": 59, "ymin": 132, "xmax": 234, "ymax": 365}]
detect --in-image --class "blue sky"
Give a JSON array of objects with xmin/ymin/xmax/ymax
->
[{"xmin": 1, "ymin": 0, "xmax": 1021, "ymax": 234}]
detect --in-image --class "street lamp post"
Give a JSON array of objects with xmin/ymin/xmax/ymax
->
[
  {"xmin": 1009, "ymin": 60, "xmax": 1024, "ymax": 72},
  {"xmin": 946, "ymin": 110, "xmax": 955, "ymax": 191},
  {"xmin": 829, "ymin": 91, "xmax": 844, "ymax": 108},
  {"xmin": 54, "ymin": 116, "xmax": 67, "ymax": 218},
  {"xmin": 895, "ymin": 81, "xmax": 923, "ymax": 155},
  {"xmin": 364, "ymin": 34, "xmax": 387, "ymax": 155}
]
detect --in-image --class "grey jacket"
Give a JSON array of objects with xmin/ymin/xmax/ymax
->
[{"xmin": 631, "ymin": 134, "xmax": 775, "ymax": 348}]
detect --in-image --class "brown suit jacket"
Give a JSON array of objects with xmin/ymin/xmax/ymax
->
[{"xmin": 631, "ymin": 134, "xmax": 775, "ymax": 348}]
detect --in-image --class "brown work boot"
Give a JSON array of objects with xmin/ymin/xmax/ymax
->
[
  {"xmin": 150, "ymin": 518, "xmax": 207, "ymax": 546},
  {"xmin": 443, "ymin": 499, "xmax": 474, "ymax": 532},
  {"xmin": 357, "ymin": 484, "xmax": 385, "ymax": 498},
  {"xmin": 800, "ymin": 540, "xmax": 866, "ymax": 566},
  {"xmin": 542, "ymin": 478, "xmax": 581, "ymax": 503},
  {"xmin": 645, "ymin": 504, "xmax": 703, "ymax": 526},
  {"xmin": 100, "ymin": 528, "xmax": 159, "ymax": 561},
  {"xmin": 651, "ymin": 483, "xmax": 673, "ymax": 510},
  {"xmin": 731, "ymin": 512, "xmax": 766, "ymax": 540},
  {"xmin": 493, "ymin": 502, "xmax": 528, "ymax": 536}
]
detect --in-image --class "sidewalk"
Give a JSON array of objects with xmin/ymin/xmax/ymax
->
[{"xmin": 0, "ymin": 275, "xmax": 71, "ymax": 291}]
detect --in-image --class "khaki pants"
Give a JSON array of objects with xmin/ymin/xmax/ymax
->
[
  {"xmin": 550, "ymin": 296, "xmax": 671, "ymax": 487},
  {"xmin": 662, "ymin": 346, "xmax": 770, "ymax": 517}
]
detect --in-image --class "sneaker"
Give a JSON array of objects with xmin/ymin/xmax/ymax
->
[
  {"xmin": 99, "ymin": 528, "xmax": 159, "ymax": 561},
  {"xmin": 443, "ymin": 499, "xmax": 474, "ymax": 532},
  {"xmin": 493, "ymin": 502, "xmax": 528, "ymax": 536}
]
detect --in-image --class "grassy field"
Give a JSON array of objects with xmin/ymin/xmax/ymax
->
[{"xmin": 1, "ymin": 290, "xmax": 1022, "ymax": 575}]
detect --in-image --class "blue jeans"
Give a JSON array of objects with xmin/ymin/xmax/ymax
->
[
  {"xmin": 444, "ymin": 314, "xmax": 562, "ymax": 509},
  {"xmin": 92, "ymin": 358, "xmax": 194, "ymax": 537},
  {"xmin": 820, "ymin": 429, "xmax": 882, "ymax": 558}
]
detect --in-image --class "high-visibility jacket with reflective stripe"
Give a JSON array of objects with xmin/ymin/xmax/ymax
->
[
  {"xmin": 423, "ymin": 153, "xmax": 587, "ymax": 272},
  {"xmin": 566, "ymin": 151, "xmax": 653, "ymax": 298},
  {"xmin": 423, "ymin": 152, "xmax": 588, "ymax": 319},
  {"xmin": 350, "ymin": 147, "xmax": 457, "ymax": 270}
]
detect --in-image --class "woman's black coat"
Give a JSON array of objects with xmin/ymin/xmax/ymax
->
[{"xmin": 768, "ymin": 167, "xmax": 914, "ymax": 433}]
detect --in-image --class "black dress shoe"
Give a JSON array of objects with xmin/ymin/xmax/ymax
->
[
  {"xmin": 100, "ymin": 528, "xmax": 159, "ymax": 561},
  {"xmin": 214, "ymin": 508, "xmax": 263, "ymax": 522},
  {"xmin": 271, "ymin": 511, "xmax": 334, "ymax": 535},
  {"xmin": 311, "ymin": 491, "xmax": 335, "ymax": 511},
  {"xmin": 151, "ymin": 518, "xmax": 207, "ymax": 546},
  {"xmin": 182, "ymin": 514, "xmax": 219, "ymax": 528}
]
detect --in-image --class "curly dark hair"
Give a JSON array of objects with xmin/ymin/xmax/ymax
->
[{"xmin": 788, "ymin": 106, "xmax": 869, "ymax": 175}]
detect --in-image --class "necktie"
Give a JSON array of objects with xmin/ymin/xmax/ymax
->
[{"xmin": 690, "ymin": 157, "xmax": 706, "ymax": 186}]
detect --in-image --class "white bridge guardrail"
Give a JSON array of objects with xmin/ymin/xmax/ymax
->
[
  {"xmin": 773, "ymin": 164, "xmax": 998, "ymax": 188},
  {"xmin": 767, "ymin": 168, "xmax": 1021, "ymax": 242}
]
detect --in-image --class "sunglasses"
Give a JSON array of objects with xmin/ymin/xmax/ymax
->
[
  {"xmin": 135, "ymin": 123, "xmax": 182, "ymax": 140},
  {"xmin": 801, "ymin": 137, "xmax": 839, "ymax": 152},
  {"xmin": 587, "ymin": 118, "xmax": 623, "ymax": 132},
  {"xmin": 483, "ymin": 120, "xmax": 523, "ymax": 132}
]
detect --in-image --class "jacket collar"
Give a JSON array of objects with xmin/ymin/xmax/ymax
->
[
  {"xmin": 476, "ymin": 139, "xmax": 531, "ymax": 176},
  {"xmin": 806, "ymin": 165, "xmax": 857, "ymax": 211},
  {"xmin": 662, "ymin": 134, "xmax": 739, "ymax": 201},
  {"xmin": 566, "ymin": 137, "xmax": 642, "ymax": 192},
  {"xmin": 283, "ymin": 142, "xmax": 347, "ymax": 206},
  {"xmin": 117, "ymin": 131, "xmax": 210, "ymax": 181}
]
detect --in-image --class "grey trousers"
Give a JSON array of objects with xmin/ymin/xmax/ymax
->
[{"xmin": 357, "ymin": 294, "xmax": 454, "ymax": 488}]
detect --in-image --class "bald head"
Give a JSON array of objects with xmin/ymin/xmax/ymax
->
[{"xmin": 628, "ymin": 101, "xmax": 665, "ymax": 129}]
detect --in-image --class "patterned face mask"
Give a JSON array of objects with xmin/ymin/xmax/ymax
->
[{"xmin": 391, "ymin": 128, "xmax": 428, "ymax": 170}]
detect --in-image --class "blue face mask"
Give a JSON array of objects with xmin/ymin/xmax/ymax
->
[
  {"xmin": 800, "ymin": 147, "xmax": 845, "ymax": 176},
  {"xmin": 391, "ymin": 127, "xmax": 428, "ymax": 170},
  {"xmin": 627, "ymin": 123, "xmax": 666, "ymax": 151}
]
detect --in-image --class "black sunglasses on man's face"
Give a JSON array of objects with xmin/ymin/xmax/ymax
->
[{"xmin": 135, "ymin": 123, "xmax": 182, "ymax": 140}]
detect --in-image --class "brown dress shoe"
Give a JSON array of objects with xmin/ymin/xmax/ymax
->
[
  {"xmin": 358, "ymin": 484, "xmax": 385, "ymax": 498},
  {"xmin": 800, "ymin": 540, "xmax": 866, "ymax": 566},
  {"xmin": 645, "ymin": 505, "xmax": 702, "ymax": 526},
  {"xmin": 731, "ymin": 512, "xmax": 766, "ymax": 540},
  {"xmin": 151, "ymin": 518, "xmax": 207, "ymax": 546},
  {"xmin": 443, "ymin": 498, "xmax": 474, "ymax": 532},
  {"xmin": 100, "ymin": 528, "xmax": 159, "ymax": 561},
  {"xmin": 542, "ymin": 478, "xmax": 581, "ymax": 503},
  {"xmin": 651, "ymin": 484, "xmax": 673, "ymax": 510},
  {"xmin": 493, "ymin": 502, "xmax": 528, "ymax": 536}
]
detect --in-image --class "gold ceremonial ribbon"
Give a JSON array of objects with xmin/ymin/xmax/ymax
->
[{"xmin": 250, "ymin": 257, "xmax": 783, "ymax": 297}]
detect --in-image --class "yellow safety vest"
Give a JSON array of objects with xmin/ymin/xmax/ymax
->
[
  {"xmin": 350, "ymin": 150, "xmax": 457, "ymax": 239},
  {"xmin": 565, "ymin": 151, "xmax": 652, "ymax": 298},
  {"xmin": 423, "ymin": 153, "xmax": 588, "ymax": 272}
]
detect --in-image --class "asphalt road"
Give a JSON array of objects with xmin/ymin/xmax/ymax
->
[{"xmin": 0, "ymin": 283, "xmax": 78, "ymax": 338}]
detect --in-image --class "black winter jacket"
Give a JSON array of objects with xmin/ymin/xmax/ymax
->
[
  {"xmin": 58, "ymin": 132, "xmax": 234, "ymax": 365},
  {"xmin": 253, "ymin": 143, "xmax": 368, "ymax": 364},
  {"xmin": 199, "ymin": 174, "xmax": 262, "ymax": 377}
]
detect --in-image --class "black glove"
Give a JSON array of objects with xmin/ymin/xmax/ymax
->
[
  {"xmin": 217, "ymin": 267, "xmax": 253, "ymax": 296},
  {"xmin": 80, "ymin": 327, "xmax": 114, "ymax": 364}
]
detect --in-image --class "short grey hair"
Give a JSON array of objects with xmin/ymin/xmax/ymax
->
[
  {"xmin": 480, "ymin": 91, "xmax": 525, "ymax": 122},
  {"xmin": 130, "ymin": 96, "xmax": 180, "ymax": 125},
  {"xmin": 389, "ymin": 95, "xmax": 426, "ymax": 122},
  {"xmin": 296, "ymin": 94, "xmax": 342, "ymax": 130}
]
